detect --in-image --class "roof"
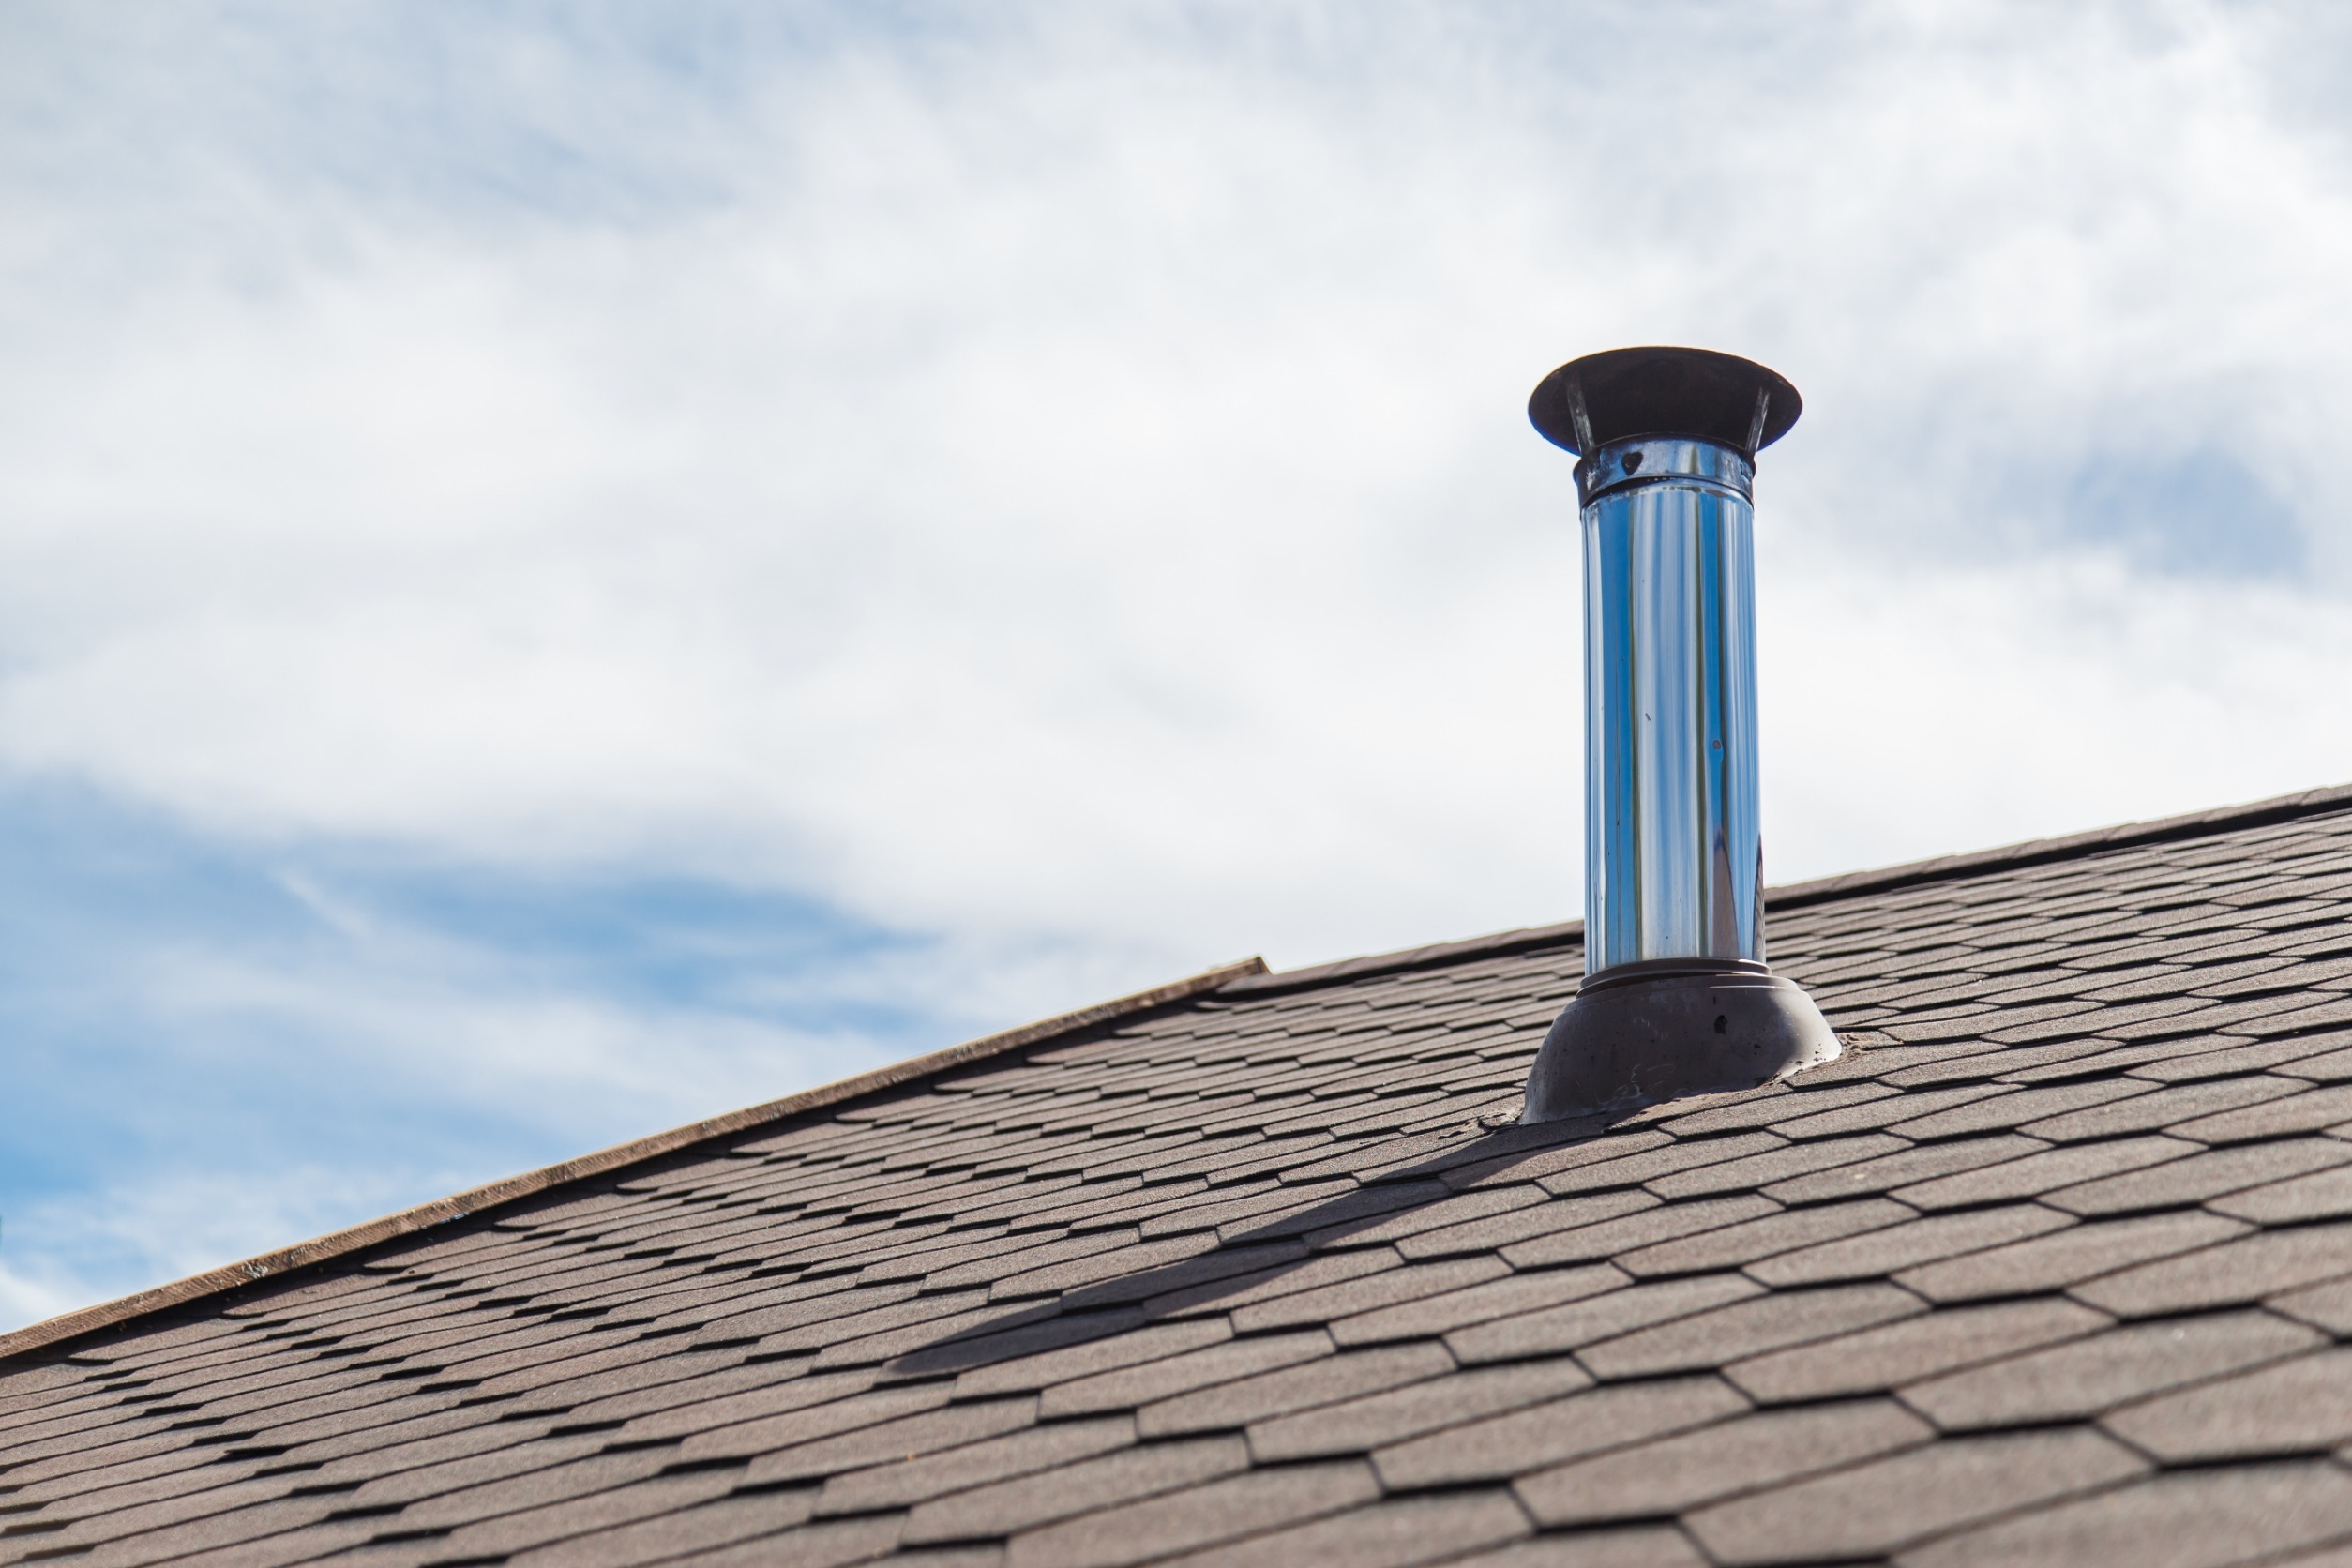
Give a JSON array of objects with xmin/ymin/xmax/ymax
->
[{"xmin": 10, "ymin": 783, "xmax": 2352, "ymax": 1567}]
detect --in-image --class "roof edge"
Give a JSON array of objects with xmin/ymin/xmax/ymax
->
[
  {"xmin": 0, "ymin": 956, "xmax": 1269, "ymax": 1368},
  {"xmin": 1230, "ymin": 779, "xmax": 2352, "ymax": 994},
  {"xmin": 1767, "ymin": 780, "xmax": 2352, "ymax": 910},
  {"xmin": 1223, "ymin": 919, "xmax": 1586, "ymax": 996}
]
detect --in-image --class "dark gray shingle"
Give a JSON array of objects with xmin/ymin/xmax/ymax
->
[{"xmin": 14, "ymin": 789, "xmax": 2352, "ymax": 1566}]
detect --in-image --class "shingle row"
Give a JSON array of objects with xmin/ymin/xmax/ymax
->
[{"xmin": 8, "ymin": 807, "xmax": 2352, "ymax": 1565}]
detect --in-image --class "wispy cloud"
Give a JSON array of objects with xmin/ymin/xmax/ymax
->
[{"xmin": 5, "ymin": 0, "xmax": 2352, "ymax": 1326}]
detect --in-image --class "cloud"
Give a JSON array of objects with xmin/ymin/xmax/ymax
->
[
  {"xmin": 1762, "ymin": 537, "xmax": 2352, "ymax": 880},
  {"xmin": 6, "ymin": 0, "xmax": 2352, "ymax": 1324}
]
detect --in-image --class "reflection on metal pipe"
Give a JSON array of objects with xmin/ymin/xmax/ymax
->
[{"xmin": 1580, "ymin": 434, "xmax": 1762, "ymax": 974}]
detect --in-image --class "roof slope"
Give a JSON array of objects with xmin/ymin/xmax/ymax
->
[{"xmin": 10, "ymin": 791, "xmax": 2352, "ymax": 1566}]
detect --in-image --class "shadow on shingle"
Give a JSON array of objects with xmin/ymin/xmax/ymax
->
[{"xmin": 885, "ymin": 1117, "xmax": 1612, "ymax": 1377}]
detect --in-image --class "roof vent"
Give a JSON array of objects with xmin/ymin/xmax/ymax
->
[{"xmin": 1520, "ymin": 346, "xmax": 1840, "ymax": 1122}]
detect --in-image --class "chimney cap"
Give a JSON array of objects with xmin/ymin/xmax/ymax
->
[{"xmin": 1530, "ymin": 346, "xmax": 1802, "ymax": 457}]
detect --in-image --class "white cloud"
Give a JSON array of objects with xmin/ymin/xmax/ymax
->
[
  {"xmin": 8, "ymin": 3, "xmax": 2352, "ymax": 964},
  {"xmin": 0, "ymin": 1259, "xmax": 78, "ymax": 1335},
  {"xmin": 9, "ymin": 0, "xmax": 2352, "ymax": 1322},
  {"xmin": 1763, "ymin": 538, "xmax": 2352, "ymax": 882}
]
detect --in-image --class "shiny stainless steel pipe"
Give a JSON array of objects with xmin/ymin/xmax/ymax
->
[
  {"xmin": 1520, "ymin": 347, "xmax": 1839, "ymax": 1121},
  {"xmin": 1580, "ymin": 433, "xmax": 1762, "ymax": 973}
]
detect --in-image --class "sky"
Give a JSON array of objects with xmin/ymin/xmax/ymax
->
[{"xmin": 7, "ymin": 0, "xmax": 2352, "ymax": 1330}]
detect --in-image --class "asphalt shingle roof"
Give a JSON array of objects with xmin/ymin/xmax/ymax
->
[{"xmin": 12, "ymin": 785, "xmax": 2352, "ymax": 1566}]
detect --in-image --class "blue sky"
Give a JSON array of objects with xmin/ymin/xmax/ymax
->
[{"xmin": 7, "ymin": 0, "xmax": 2352, "ymax": 1328}]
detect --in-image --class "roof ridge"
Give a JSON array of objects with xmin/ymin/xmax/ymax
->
[
  {"xmin": 1221, "ymin": 919, "xmax": 1584, "ymax": 996},
  {"xmin": 0, "ymin": 956, "xmax": 1268, "ymax": 1367},
  {"xmin": 1227, "ymin": 779, "xmax": 2352, "ymax": 994},
  {"xmin": 1768, "ymin": 778, "xmax": 2352, "ymax": 909}
]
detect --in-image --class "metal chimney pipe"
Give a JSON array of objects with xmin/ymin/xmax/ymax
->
[{"xmin": 1520, "ymin": 346, "xmax": 1840, "ymax": 1122}]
